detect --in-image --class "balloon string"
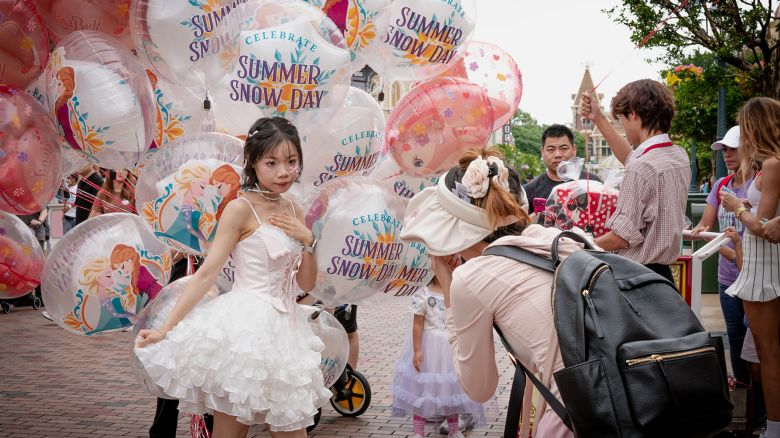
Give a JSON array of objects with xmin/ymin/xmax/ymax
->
[
  {"xmin": 79, "ymin": 177, "xmax": 137, "ymax": 214},
  {"xmin": 0, "ymin": 261, "xmax": 41, "ymax": 285},
  {"xmin": 71, "ymin": 186, "xmax": 134, "ymax": 214},
  {"xmin": 592, "ymin": 0, "xmax": 691, "ymax": 92}
]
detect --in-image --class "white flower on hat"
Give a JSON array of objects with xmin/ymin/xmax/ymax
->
[{"xmin": 462, "ymin": 156, "xmax": 490, "ymax": 199}]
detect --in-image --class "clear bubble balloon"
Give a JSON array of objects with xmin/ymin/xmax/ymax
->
[
  {"xmin": 386, "ymin": 77, "xmax": 493, "ymax": 178},
  {"xmin": 44, "ymin": 31, "xmax": 156, "ymax": 169},
  {"xmin": 541, "ymin": 180, "xmax": 618, "ymax": 238},
  {"xmin": 212, "ymin": 0, "xmax": 352, "ymax": 136},
  {"xmin": 363, "ymin": 0, "xmax": 476, "ymax": 81},
  {"xmin": 0, "ymin": 85, "xmax": 64, "ymax": 215},
  {"xmin": 0, "ymin": 0, "xmax": 49, "ymax": 89},
  {"xmin": 34, "ymin": 0, "xmax": 132, "ymax": 43},
  {"xmin": 430, "ymin": 40, "xmax": 523, "ymax": 130},
  {"xmin": 135, "ymin": 133, "xmax": 243, "ymax": 255},
  {"xmin": 298, "ymin": 86, "xmax": 385, "ymax": 195},
  {"xmin": 376, "ymin": 238, "xmax": 433, "ymax": 298},
  {"xmin": 144, "ymin": 69, "xmax": 211, "ymax": 150},
  {"xmin": 303, "ymin": 176, "xmax": 407, "ymax": 306},
  {"xmin": 0, "ymin": 211, "xmax": 45, "ymax": 299},
  {"xmin": 302, "ymin": 304, "xmax": 349, "ymax": 388},
  {"xmin": 130, "ymin": 0, "xmax": 252, "ymax": 85},
  {"xmin": 131, "ymin": 275, "xmax": 217, "ymax": 398},
  {"xmin": 41, "ymin": 213, "xmax": 172, "ymax": 336},
  {"xmin": 369, "ymin": 156, "xmax": 439, "ymax": 201}
]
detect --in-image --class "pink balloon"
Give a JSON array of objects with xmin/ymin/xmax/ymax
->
[
  {"xmin": 33, "ymin": 0, "xmax": 131, "ymax": 41},
  {"xmin": 386, "ymin": 77, "xmax": 494, "ymax": 178},
  {"xmin": 0, "ymin": 85, "xmax": 63, "ymax": 215},
  {"xmin": 0, "ymin": 0, "xmax": 49, "ymax": 89},
  {"xmin": 0, "ymin": 211, "xmax": 45, "ymax": 299}
]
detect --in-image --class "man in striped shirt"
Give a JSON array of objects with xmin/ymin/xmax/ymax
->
[{"xmin": 580, "ymin": 79, "xmax": 690, "ymax": 283}]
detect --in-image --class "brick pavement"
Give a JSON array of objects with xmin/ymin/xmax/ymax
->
[{"xmin": 0, "ymin": 293, "xmax": 725, "ymax": 438}]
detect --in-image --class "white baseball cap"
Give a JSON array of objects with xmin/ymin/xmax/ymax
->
[{"xmin": 711, "ymin": 126, "xmax": 740, "ymax": 150}]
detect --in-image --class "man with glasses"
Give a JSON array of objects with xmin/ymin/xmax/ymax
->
[
  {"xmin": 522, "ymin": 124, "xmax": 600, "ymax": 221},
  {"xmin": 580, "ymin": 79, "xmax": 690, "ymax": 283}
]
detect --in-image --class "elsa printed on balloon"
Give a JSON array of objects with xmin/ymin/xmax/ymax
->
[
  {"xmin": 65, "ymin": 244, "xmax": 168, "ymax": 335},
  {"xmin": 145, "ymin": 162, "xmax": 240, "ymax": 254}
]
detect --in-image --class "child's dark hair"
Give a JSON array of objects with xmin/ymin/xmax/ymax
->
[{"xmin": 242, "ymin": 117, "xmax": 303, "ymax": 190}]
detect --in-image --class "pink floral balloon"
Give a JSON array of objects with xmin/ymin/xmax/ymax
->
[
  {"xmin": 431, "ymin": 41, "xmax": 523, "ymax": 131},
  {"xmin": 0, "ymin": 0, "xmax": 49, "ymax": 89},
  {"xmin": 0, "ymin": 85, "xmax": 63, "ymax": 215},
  {"xmin": 0, "ymin": 211, "xmax": 45, "ymax": 299},
  {"xmin": 385, "ymin": 77, "xmax": 493, "ymax": 178},
  {"xmin": 33, "ymin": 0, "xmax": 131, "ymax": 42}
]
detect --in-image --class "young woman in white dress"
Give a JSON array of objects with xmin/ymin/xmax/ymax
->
[{"xmin": 135, "ymin": 117, "xmax": 330, "ymax": 438}]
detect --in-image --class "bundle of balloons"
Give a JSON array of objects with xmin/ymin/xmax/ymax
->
[{"xmin": 2, "ymin": 0, "xmax": 531, "ymax": 349}]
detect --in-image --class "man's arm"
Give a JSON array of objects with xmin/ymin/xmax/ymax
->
[{"xmin": 580, "ymin": 92, "xmax": 632, "ymax": 164}]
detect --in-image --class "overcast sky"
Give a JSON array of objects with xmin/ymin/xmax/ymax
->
[{"xmin": 473, "ymin": 0, "xmax": 667, "ymax": 125}]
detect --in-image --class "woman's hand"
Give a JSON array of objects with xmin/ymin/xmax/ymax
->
[
  {"xmin": 763, "ymin": 217, "xmax": 780, "ymax": 243},
  {"xmin": 690, "ymin": 224, "xmax": 709, "ymax": 236},
  {"xmin": 413, "ymin": 350, "xmax": 423, "ymax": 372},
  {"xmin": 269, "ymin": 213, "xmax": 314, "ymax": 246},
  {"xmin": 723, "ymin": 227, "xmax": 741, "ymax": 245},
  {"xmin": 135, "ymin": 328, "xmax": 166, "ymax": 348},
  {"xmin": 719, "ymin": 190, "xmax": 745, "ymax": 213}
]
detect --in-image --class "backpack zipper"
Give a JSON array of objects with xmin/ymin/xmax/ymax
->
[
  {"xmin": 581, "ymin": 265, "xmax": 609, "ymax": 338},
  {"xmin": 625, "ymin": 346, "xmax": 716, "ymax": 366}
]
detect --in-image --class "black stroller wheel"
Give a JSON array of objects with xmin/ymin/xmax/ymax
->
[
  {"xmin": 330, "ymin": 368, "xmax": 371, "ymax": 417},
  {"xmin": 1, "ymin": 302, "xmax": 10, "ymax": 314},
  {"xmin": 32, "ymin": 297, "xmax": 42, "ymax": 310}
]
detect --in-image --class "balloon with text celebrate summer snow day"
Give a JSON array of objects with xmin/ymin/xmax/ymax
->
[
  {"xmin": 385, "ymin": 76, "xmax": 494, "ymax": 178},
  {"xmin": 0, "ymin": 211, "xmax": 45, "ymax": 299},
  {"xmin": 135, "ymin": 133, "xmax": 243, "ymax": 255},
  {"xmin": 145, "ymin": 69, "xmax": 212, "ymax": 150},
  {"xmin": 0, "ymin": 0, "xmax": 49, "ymax": 89},
  {"xmin": 41, "ymin": 213, "xmax": 172, "ymax": 336},
  {"xmin": 43, "ymin": 31, "xmax": 156, "ymax": 170},
  {"xmin": 303, "ymin": 176, "xmax": 407, "ymax": 306},
  {"xmin": 130, "ymin": 0, "xmax": 252, "ymax": 86},
  {"xmin": 131, "ymin": 275, "xmax": 217, "ymax": 399},
  {"xmin": 0, "ymin": 85, "xmax": 64, "ymax": 215},
  {"xmin": 301, "ymin": 304, "xmax": 349, "ymax": 388},
  {"xmin": 213, "ymin": 0, "xmax": 351, "ymax": 136},
  {"xmin": 434, "ymin": 40, "xmax": 523, "ymax": 131},
  {"xmin": 369, "ymin": 156, "xmax": 439, "ymax": 201},
  {"xmin": 363, "ymin": 0, "xmax": 476, "ymax": 81},
  {"xmin": 298, "ymin": 86, "xmax": 385, "ymax": 195},
  {"xmin": 377, "ymin": 237, "xmax": 433, "ymax": 297},
  {"xmin": 33, "ymin": 0, "xmax": 132, "ymax": 42}
]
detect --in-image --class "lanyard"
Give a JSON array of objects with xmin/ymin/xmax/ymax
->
[{"xmin": 639, "ymin": 141, "xmax": 673, "ymax": 157}]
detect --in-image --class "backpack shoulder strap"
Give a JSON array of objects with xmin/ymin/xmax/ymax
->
[
  {"xmin": 494, "ymin": 324, "xmax": 573, "ymax": 436},
  {"xmin": 483, "ymin": 245, "xmax": 556, "ymax": 272}
]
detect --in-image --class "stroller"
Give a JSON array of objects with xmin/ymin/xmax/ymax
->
[{"xmin": 0, "ymin": 289, "xmax": 43, "ymax": 314}]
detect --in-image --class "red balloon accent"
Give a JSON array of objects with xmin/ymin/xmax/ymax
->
[
  {"xmin": 0, "ymin": 0, "xmax": 50, "ymax": 88},
  {"xmin": 0, "ymin": 211, "xmax": 45, "ymax": 299}
]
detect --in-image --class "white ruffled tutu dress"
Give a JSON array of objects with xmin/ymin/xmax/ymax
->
[
  {"xmin": 391, "ymin": 288, "xmax": 486, "ymax": 422},
  {"xmin": 134, "ymin": 199, "xmax": 331, "ymax": 431}
]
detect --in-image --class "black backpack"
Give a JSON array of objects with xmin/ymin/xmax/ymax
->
[{"xmin": 484, "ymin": 231, "xmax": 733, "ymax": 438}]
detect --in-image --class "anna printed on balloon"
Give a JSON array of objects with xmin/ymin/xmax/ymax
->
[
  {"xmin": 62, "ymin": 244, "xmax": 170, "ymax": 335},
  {"xmin": 142, "ymin": 162, "xmax": 240, "ymax": 254},
  {"xmin": 49, "ymin": 47, "xmax": 113, "ymax": 162}
]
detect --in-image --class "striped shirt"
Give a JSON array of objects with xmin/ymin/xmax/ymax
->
[{"xmin": 606, "ymin": 134, "xmax": 691, "ymax": 265}]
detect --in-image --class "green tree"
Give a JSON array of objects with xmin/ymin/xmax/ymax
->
[
  {"xmin": 509, "ymin": 109, "xmax": 587, "ymax": 158},
  {"xmin": 607, "ymin": 1, "xmax": 780, "ymax": 98},
  {"xmin": 495, "ymin": 143, "xmax": 544, "ymax": 179}
]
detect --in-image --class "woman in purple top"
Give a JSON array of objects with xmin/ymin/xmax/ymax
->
[{"xmin": 692, "ymin": 126, "xmax": 754, "ymax": 385}]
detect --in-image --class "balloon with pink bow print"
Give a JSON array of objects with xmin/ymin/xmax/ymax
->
[
  {"xmin": 135, "ymin": 133, "xmax": 243, "ymax": 255},
  {"xmin": 43, "ymin": 31, "xmax": 156, "ymax": 169},
  {"xmin": 41, "ymin": 213, "xmax": 172, "ymax": 336},
  {"xmin": 0, "ymin": 0, "xmax": 49, "ymax": 89},
  {"xmin": 0, "ymin": 211, "xmax": 45, "ymax": 299},
  {"xmin": 385, "ymin": 76, "xmax": 494, "ymax": 178},
  {"xmin": 362, "ymin": 0, "xmax": 476, "ymax": 81},
  {"xmin": 0, "ymin": 85, "xmax": 64, "ymax": 215},
  {"xmin": 430, "ymin": 40, "xmax": 523, "ymax": 131}
]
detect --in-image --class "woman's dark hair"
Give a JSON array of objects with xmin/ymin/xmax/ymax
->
[
  {"xmin": 242, "ymin": 117, "xmax": 303, "ymax": 190},
  {"xmin": 444, "ymin": 147, "xmax": 530, "ymax": 243}
]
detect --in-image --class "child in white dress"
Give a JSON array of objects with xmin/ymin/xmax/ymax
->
[
  {"xmin": 135, "ymin": 117, "xmax": 330, "ymax": 438},
  {"xmin": 391, "ymin": 277, "xmax": 486, "ymax": 438}
]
